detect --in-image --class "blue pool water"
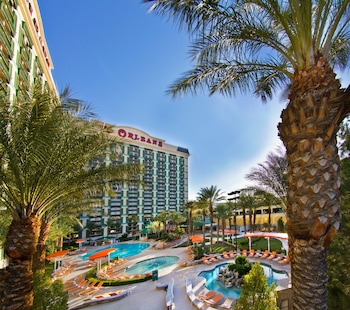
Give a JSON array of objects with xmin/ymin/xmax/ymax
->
[
  {"xmin": 125, "ymin": 256, "xmax": 180, "ymax": 275},
  {"xmin": 81, "ymin": 242, "xmax": 150, "ymax": 260},
  {"xmin": 199, "ymin": 263, "xmax": 288, "ymax": 298}
]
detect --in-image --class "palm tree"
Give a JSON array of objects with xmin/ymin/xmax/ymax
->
[
  {"xmin": 0, "ymin": 86, "xmax": 140, "ymax": 309},
  {"xmin": 145, "ymin": 1, "xmax": 350, "ymax": 308},
  {"xmin": 215, "ymin": 203, "xmax": 229, "ymax": 245},
  {"xmin": 246, "ymin": 147, "xmax": 288, "ymax": 209},
  {"xmin": 196, "ymin": 198, "xmax": 208, "ymax": 248},
  {"xmin": 183, "ymin": 200, "xmax": 196, "ymax": 236},
  {"xmin": 197, "ymin": 185, "xmax": 225, "ymax": 252}
]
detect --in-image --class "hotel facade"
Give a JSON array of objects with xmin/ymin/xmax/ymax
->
[
  {"xmin": 80, "ymin": 125, "xmax": 190, "ymax": 240},
  {"xmin": 0, "ymin": 0, "xmax": 56, "ymax": 99}
]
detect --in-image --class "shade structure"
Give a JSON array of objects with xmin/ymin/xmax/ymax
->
[
  {"xmin": 75, "ymin": 239, "xmax": 85, "ymax": 249},
  {"xmin": 89, "ymin": 248, "xmax": 117, "ymax": 272},
  {"xmin": 46, "ymin": 250, "xmax": 70, "ymax": 271},
  {"xmin": 244, "ymin": 232, "xmax": 289, "ymax": 254},
  {"xmin": 189, "ymin": 235, "xmax": 204, "ymax": 243},
  {"xmin": 89, "ymin": 248, "xmax": 117, "ymax": 261},
  {"xmin": 46, "ymin": 250, "xmax": 70, "ymax": 260}
]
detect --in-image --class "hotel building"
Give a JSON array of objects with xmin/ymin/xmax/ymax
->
[
  {"xmin": 80, "ymin": 125, "xmax": 190, "ymax": 240},
  {"xmin": 0, "ymin": 0, "xmax": 56, "ymax": 99}
]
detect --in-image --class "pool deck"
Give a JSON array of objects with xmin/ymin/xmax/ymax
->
[{"xmin": 62, "ymin": 240, "xmax": 291, "ymax": 310}]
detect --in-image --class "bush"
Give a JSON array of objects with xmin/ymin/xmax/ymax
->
[
  {"xmin": 33, "ymin": 272, "xmax": 68, "ymax": 310},
  {"xmin": 228, "ymin": 256, "xmax": 252, "ymax": 277}
]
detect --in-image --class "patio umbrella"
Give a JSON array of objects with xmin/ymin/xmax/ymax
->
[
  {"xmin": 75, "ymin": 239, "xmax": 85, "ymax": 249},
  {"xmin": 89, "ymin": 248, "xmax": 117, "ymax": 271},
  {"xmin": 189, "ymin": 235, "xmax": 204, "ymax": 243},
  {"xmin": 46, "ymin": 250, "xmax": 70, "ymax": 271}
]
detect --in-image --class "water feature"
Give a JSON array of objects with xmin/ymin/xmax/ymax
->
[
  {"xmin": 125, "ymin": 256, "xmax": 180, "ymax": 275},
  {"xmin": 199, "ymin": 262, "xmax": 288, "ymax": 298}
]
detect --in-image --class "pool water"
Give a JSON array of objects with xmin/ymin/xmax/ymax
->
[
  {"xmin": 82, "ymin": 243, "xmax": 150, "ymax": 260},
  {"xmin": 125, "ymin": 256, "xmax": 180, "ymax": 275},
  {"xmin": 199, "ymin": 263, "xmax": 288, "ymax": 298}
]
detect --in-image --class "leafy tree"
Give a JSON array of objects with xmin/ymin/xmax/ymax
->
[
  {"xmin": 327, "ymin": 156, "xmax": 350, "ymax": 308},
  {"xmin": 33, "ymin": 273, "xmax": 68, "ymax": 310},
  {"xmin": 168, "ymin": 211, "xmax": 186, "ymax": 229},
  {"xmin": 234, "ymin": 261, "xmax": 278, "ymax": 310},
  {"xmin": 145, "ymin": 1, "xmax": 350, "ymax": 308},
  {"xmin": 0, "ymin": 86, "xmax": 140, "ymax": 309},
  {"xmin": 228, "ymin": 256, "xmax": 252, "ymax": 277},
  {"xmin": 197, "ymin": 185, "xmax": 225, "ymax": 252}
]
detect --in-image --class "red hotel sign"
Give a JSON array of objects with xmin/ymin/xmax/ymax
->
[{"xmin": 117, "ymin": 129, "xmax": 163, "ymax": 148}]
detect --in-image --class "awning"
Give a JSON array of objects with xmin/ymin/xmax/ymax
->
[
  {"xmin": 46, "ymin": 250, "xmax": 70, "ymax": 260},
  {"xmin": 189, "ymin": 235, "xmax": 204, "ymax": 243},
  {"xmin": 88, "ymin": 248, "xmax": 117, "ymax": 261}
]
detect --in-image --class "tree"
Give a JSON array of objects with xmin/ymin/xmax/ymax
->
[
  {"xmin": 197, "ymin": 185, "xmax": 225, "ymax": 252},
  {"xmin": 0, "ymin": 86, "xmax": 140, "ymax": 309},
  {"xmin": 327, "ymin": 131, "xmax": 350, "ymax": 309},
  {"xmin": 215, "ymin": 203, "xmax": 229, "ymax": 245},
  {"xmin": 168, "ymin": 211, "xmax": 186, "ymax": 230},
  {"xmin": 183, "ymin": 200, "xmax": 196, "ymax": 237},
  {"xmin": 196, "ymin": 198, "xmax": 209, "ymax": 248},
  {"xmin": 234, "ymin": 261, "xmax": 279, "ymax": 310},
  {"xmin": 155, "ymin": 210, "xmax": 169, "ymax": 235},
  {"xmin": 145, "ymin": 1, "xmax": 350, "ymax": 308},
  {"xmin": 246, "ymin": 147, "xmax": 288, "ymax": 209}
]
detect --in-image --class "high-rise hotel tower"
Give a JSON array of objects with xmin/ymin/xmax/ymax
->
[
  {"xmin": 80, "ymin": 125, "xmax": 190, "ymax": 240},
  {"xmin": 0, "ymin": 0, "xmax": 56, "ymax": 99}
]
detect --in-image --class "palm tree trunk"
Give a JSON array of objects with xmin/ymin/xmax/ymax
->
[
  {"xmin": 242, "ymin": 208, "xmax": 247, "ymax": 233},
  {"xmin": 278, "ymin": 58, "xmax": 346, "ymax": 310},
  {"xmin": 32, "ymin": 221, "xmax": 50, "ymax": 273},
  {"xmin": 209, "ymin": 205, "xmax": 213, "ymax": 253},
  {"xmin": 202, "ymin": 210, "xmax": 206, "ymax": 248},
  {"xmin": 0, "ymin": 216, "xmax": 40, "ymax": 309}
]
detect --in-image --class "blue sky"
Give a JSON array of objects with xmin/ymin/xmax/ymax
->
[{"xmin": 38, "ymin": 0, "xmax": 285, "ymax": 200}]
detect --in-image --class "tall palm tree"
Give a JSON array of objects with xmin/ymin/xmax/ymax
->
[
  {"xmin": 196, "ymin": 198, "xmax": 208, "ymax": 248},
  {"xmin": 183, "ymin": 200, "xmax": 196, "ymax": 237},
  {"xmin": 197, "ymin": 185, "xmax": 225, "ymax": 252},
  {"xmin": 0, "ymin": 86, "xmax": 140, "ymax": 309},
  {"xmin": 215, "ymin": 203, "xmax": 229, "ymax": 245},
  {"xmin": 145, "ymin": 1, "xmax": 350, "ymax": 308}
]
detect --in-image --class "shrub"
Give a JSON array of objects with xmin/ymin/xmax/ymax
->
[{"xmin": 33, "ymin": 272, "xmax": 68, "ymax": 310}]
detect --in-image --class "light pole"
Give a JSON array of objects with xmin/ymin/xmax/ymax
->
[{"xmin": 228, "ymin": 190, "xmax": 240, "ymax": 253}]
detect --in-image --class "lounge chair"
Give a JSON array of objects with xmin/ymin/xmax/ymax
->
[
  {"xmin": 241, "ymin": 249, "xmax": 247, "ymax": 257},
  {"xmin": 198, "ymin": 290, "xmax": 217, "ymax": 300},
  {"xmin": 222, "ymin": 251, "xmax": 229, "ymax": 259},
  {"xmin": 201, "ymin": 256, "xmax": 211, "ymax": 265},
  {"xmin": 267, "ymin": 251, "xmax": 277, "ymax": 260},
  {"xmin": 260, "ymin": 250, "xmax": 269, "ymax": 259},
  {"xmin": 209, "ymin": 254, "xmax": 218, "ymax": 262},
  {"xmin": 254, "ymin": 250, "xmax": 262, "ymax": 257},
  {"xmin": 278, "ymin": 256, "xmax": 289, "ymax": 265},
  {"xmin": 206, "ymin": 293, "xmax": 224, "ymax": 305},
  {"xmin": 229, "ymin": 250, "xmax": 235, "ymax": 258},
  {"xmin": 272, "ymin": 254, "xmax": 284, "ymax": 262},
  {"xmin": 248, "ymin": 249, "xmax": 255, "ymax": 257},
  {"xmin": 221, "ymin": 298, "xmax": 235, "ymax": 309}
]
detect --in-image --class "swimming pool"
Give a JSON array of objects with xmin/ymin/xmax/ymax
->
[
  {"xmin": 125, "ymin": 256, "xmax": 180, "ymax": 275},
  {"xmin": 81, "ymin": 243, "xmax": 150, "ymax": 260},
  {"xmin": 199, "ymin": 263, "xmax": 288, "ymax": 298}
]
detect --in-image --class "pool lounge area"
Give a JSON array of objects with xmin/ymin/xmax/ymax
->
[{"xmin": 60, "ymin": 239, "xmax": 291, "ymax": 310}]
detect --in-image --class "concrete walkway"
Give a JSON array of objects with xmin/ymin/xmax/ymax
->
[{"xmin": 62, "ymin": 241, "xmax": 291, "ymax": 310}]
